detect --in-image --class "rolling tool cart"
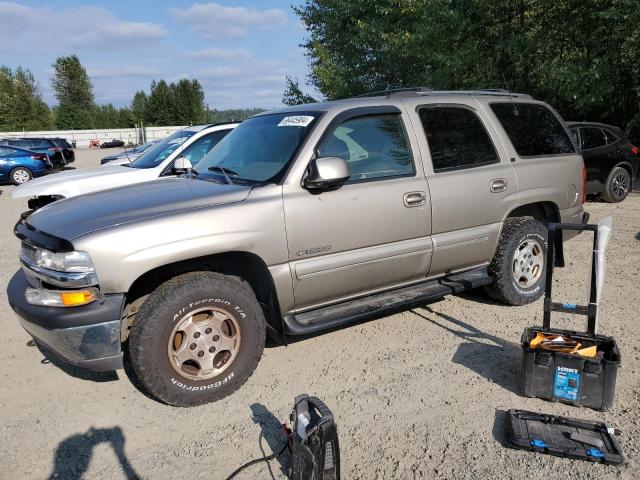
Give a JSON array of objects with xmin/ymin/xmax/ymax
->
[{"xmin": 520, "ymin": 218, "xmax": 620, "ymax": 411}]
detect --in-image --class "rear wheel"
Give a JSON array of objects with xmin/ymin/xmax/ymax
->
[
  {"xmin": 485, "ymin": 217, "xmax": 547, "ymax": 306},
  {"xmin": 602, "ymin": 166, "xmax": 631, "ymax": 203},
  {"xmin": 126, "ymin": 271, "xmax": 266, "ymax": 407},
  {"xmin": 10, "ymin": 167, "xmax": 32, "ymax": 185}
]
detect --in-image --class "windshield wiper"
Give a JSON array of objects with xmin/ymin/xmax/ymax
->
[{"xmin": 208, "ymin": 166, "xmax": 237, "ymax": 185}]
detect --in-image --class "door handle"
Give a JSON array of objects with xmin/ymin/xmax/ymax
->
[
  {"xmin": 403, "ymin": 191, "xmax": 426, "ymax": 207},
  {"xmin": 490, "ymin": 178, "xmax": 508, "ymax": 193}
]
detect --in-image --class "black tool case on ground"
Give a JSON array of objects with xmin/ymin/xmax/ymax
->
[
  {"xmin": 506, "ymin": 409, "xmax": 624, "ymax": 465},
  {"xmin": 520, "ymin": 223, "xmax": 621, "ymax": 411}
]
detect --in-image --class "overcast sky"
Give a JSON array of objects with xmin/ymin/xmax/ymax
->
[{"xmin": 0, "ymin": 0, "xmax": 313, "ymax": 110}]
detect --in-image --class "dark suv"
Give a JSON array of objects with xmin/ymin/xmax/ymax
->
[{"xmin": 567, "ymin": 122, "xmax": 638, "ymax": 202}]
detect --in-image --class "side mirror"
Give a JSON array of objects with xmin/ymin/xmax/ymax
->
[
  {"xmin": 173, "ymin": 157, "xmax": 193, "ymax": 174},
  {"xmin": 303, "ymin": 156, "xmax": 350, "ymax": 190}
]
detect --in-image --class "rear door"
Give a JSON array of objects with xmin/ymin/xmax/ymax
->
[
  {"xmin": 579, "ymin": 127, "xmax": 610, "ymax": 190},
  {"xmin": 283, "ymin": 107, "xmax": 432, "ymax": 311},
  {"xmin": 409, "ymin": 102, "xmax": 517, "ymax": 276}
]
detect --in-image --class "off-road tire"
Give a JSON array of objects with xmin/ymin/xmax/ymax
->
[
  {"xmin": 126, "ymin": 271, "xmax": 266, "ymax": 407},
  {"xmin": 485, "ymin": 217, "xmax": 547, "ymax": 306},
  {"xmin": 10, "ymin": 167, "xmax": 32, "ymax": 185},
  {"xmin": 602, "ymin": 166, "xmax": 631, "ymax": 203}
]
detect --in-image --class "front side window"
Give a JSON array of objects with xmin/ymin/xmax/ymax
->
[
  {"xmin": 581, "ymin": 128, "xmax": 607, "ymax": 150},
  {"xmin": 419, "ymin": 106, "xmax": 499, "ymax": 172},
  {"xmin": 194, "ymin": 112, "xmax": 319, "ymax": 183},
  {"xmin": 317, "ymin": 114, "xmax": 413, "ymax": 182},
  {"xmin": 491, "ymin": 103, "xmax": 575, "ymax": 156},
  {"xmin": 129, "ymin": 129, "xmax": 198, "ymax": 169}
]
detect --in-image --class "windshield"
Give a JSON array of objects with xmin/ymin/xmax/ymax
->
[
  {"xmin": 193, "ymin": 112, "xmax": 319, "ymax": 183},
  {"xmin": 129, "ymin": 130, "xmax": 198, "ymax": 169}
]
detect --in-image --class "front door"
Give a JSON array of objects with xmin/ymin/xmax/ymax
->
[{"xmin": 283, "ymin": 109, "xmax": 432, "ymax": 311}]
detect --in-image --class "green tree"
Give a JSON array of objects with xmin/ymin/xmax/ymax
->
[
  {"xmin": 146, "ymin": 80, "xmax": 175, "ymax": 126},
  {"xmin": 282, "ymin": 75, "xmax": 317, "ymax": 105},
  {"xmin": 131, "ymin": 90, "xmax": 148, "ymax": 124},
  {"xmin": 0, "ymin": 66, "xmax": 52, "ymax": 131},
  {"xmin": 51, "ymin": 55, "xmax": 95, "ymax": 129},
  {"xmin": 294, "ymin": 0, "xmax": 640, "ymax": 136},
  {"xmin": 172, "ymin": 79, "xmax": 206, "ymax": 125}
]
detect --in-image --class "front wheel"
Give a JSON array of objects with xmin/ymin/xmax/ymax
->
[
  {"xmin": 485, "ymin": 217, "xmax": 547, "ymax": 306},
  {"xmin": 10, "ymin": 167, "xmax": 32, "ymax": 185},
  {"xmin": 602, "ymin": 166, "xmax": 631, "ymax": 203},
  {"xmin": 126, "ymin": 272, "xmax": 266, "ymax": 407}
]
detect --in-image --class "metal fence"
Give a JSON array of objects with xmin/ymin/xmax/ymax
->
[{"xmin": 0, "ymin": 125, "xmax": 187, "ymax": 148}]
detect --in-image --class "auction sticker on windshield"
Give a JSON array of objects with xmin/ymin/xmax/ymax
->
[{"xmin": 278, "ymin": 115, "xmax": 315, "ymax": 127}]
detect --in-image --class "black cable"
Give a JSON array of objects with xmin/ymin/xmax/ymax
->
[{"xmin": 225, "ymin": 441, "xmax": 289, "ymax": 480}]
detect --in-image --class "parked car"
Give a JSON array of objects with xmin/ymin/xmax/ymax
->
[
  {"xmin": 50, "ymin": 138, "xmax": 75, "ymax": 165},
  {"xmin": 0, "ymin": 145, "xmax": 52, "ymax": 185},
  {"xmin": 7, "ymin": 90, "xmax": 587, "ymax": 407},
  {"xmin": 100, "ymin": 140, "xmax": 159, "ymax": 166},
  {"xmin": 567, "ymin": 121, "xmax": 638, "ymax": 202},
  {"xmin": 100, "ymin": 139, "xmax": 125, "ymax": 149},
  {"xmin": 11, "ymin": 123, "xmax": 238, "ymax": 210},
  {"xmin": 0, "ymin": 138, "xmax": 66, "ymax": 169}
]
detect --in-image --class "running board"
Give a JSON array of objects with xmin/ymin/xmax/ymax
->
[{"xmin": 283, "ymin": 266, "xmax": 492, "ymax": 335}]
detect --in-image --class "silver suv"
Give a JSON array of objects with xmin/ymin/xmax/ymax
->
[{"xmin": 8, "ymin": 90, "xmax": 588, "ymax": 407}]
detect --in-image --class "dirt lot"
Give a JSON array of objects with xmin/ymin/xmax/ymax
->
[{"xmin": 0, "ymin": 148, "xmax": 639, "ymax": 479}]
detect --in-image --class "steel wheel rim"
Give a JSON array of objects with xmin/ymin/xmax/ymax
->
[
  {"xmin": 612, "ymin": 172, "xmax": 629, "ymax": 199},
  {"xmin": 512, "ymin": 238, "xmax": 544, "ymax": 288},
  {"xmin": 13, "ymin": 169, "xmax": 30, "ymax": 183},
  {"xmin": 167, "ymin": 306, "xmax": 241, "ymax": 381}
]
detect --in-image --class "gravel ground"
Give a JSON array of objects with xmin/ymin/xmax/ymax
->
[{"xmin": 0, "ymin": 149, "xmax": 639, "ymax": 480}]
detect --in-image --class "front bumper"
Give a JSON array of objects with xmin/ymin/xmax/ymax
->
[{"xmin": 7, "ymin": 270, "xmax": 124, "ymax": 371}]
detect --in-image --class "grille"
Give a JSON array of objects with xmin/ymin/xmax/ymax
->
[
  {"xmin": 20, "ymin": 243, "xmax": 41, "ymax": 288},
  {"xmin": 21, "ymin": 243, "xmax": 37, "ymax": 264}
]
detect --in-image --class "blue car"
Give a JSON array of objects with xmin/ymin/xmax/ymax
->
[{"xmin": 0, "ymin": 145, "xmax": 53, "ymax": 185}]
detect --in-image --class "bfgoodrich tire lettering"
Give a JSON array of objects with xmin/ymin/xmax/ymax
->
[
  {"xmin": 485, "ymin": 217, "xmax": 548, "ymax": 306},
  {"xmin": 126, "ymin": 272, "xmax": 266, "ymax": 407}
]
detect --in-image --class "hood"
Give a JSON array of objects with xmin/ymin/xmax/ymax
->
[
  {"xmin": 26, "ymin": 177, "xmax": 252, "ymax": 240},
  {"xmin": 12, "ymin": 165, "xmax": 139, "ymax": 199}
]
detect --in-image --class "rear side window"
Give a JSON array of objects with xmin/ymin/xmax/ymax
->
[
  {"xmin": 9, "ymin": 139, "xmax": 32, "ymax": 148},
  {"xmin": 581, "ymin": 128, "xmax": 607, "ymax": 150},
  {"xmin": 491, "ymin": 103, "xmax": 575, "ymax": 156},
  {"xmin": 603, "ymin": 129, "xmax": 619, "ymax": 145},
  {"xmin": 418, "ymin": 106, "xmax": 499, "ymax": 172}
]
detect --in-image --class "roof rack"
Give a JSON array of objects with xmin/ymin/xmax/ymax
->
[
  {"xmin": 353, "ymin": 87, "xmax": 430, "ymax": 98},
  {"xmin": 418, "ymin": 89, "xmax": 531, "ymax": 98},
  {"xmin": 352, "ymin": 87, "xmax": 532, "ymax": 99}
]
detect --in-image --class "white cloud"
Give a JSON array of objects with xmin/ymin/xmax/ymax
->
[
  {"xmin": 0, "ymin": 2, "xmax": 167, "ymax": 51},
  {"xmin": 88, "ymin": 66, "xmax": 162, "ymax": 79},
  {"xmin": 171, "ymin": 3, "xmax": 287, "ymax": 39},
  {"xmin": 188, "ymin": 48, "xmax": 253, "ymax": 61}
]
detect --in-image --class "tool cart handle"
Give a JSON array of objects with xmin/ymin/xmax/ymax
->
[{"xmin": 543, "ymin": 223, "xmax": 598, "ymax": 334}]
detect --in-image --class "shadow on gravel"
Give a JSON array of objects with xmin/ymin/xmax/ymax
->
[
  {"xmin": 492, "ymin": 410, "xmax": 509, "ymax": 447},
  {"xmin": 456, "ymin": 288, "xmax": 503, "ymax": 306},
  {"xmin": 412, "ymin": 306, "xmax": 521, "ymax": 394},
  {"xmin": 35, "ymin": 343, "xmax": 118, "ymax": 383},
  {"xmin": 250, "ymin": 403, "xmax": 291, "ymax": 479},
  {"xmin": 48, "ymin": 426, "xmax": 140, "ymax": 480}
]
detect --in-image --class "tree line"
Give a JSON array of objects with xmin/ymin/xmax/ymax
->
[
  {"xmin": 1, "ymin": 55, "xmax": 262, "ymax": 132},
  {"xmin": 286, "ymin": 0, "xmax": 640, "ymax": 141}
]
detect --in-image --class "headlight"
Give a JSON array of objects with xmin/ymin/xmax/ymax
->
[{"xmin": 36, "ymin": 249, "xmax": 94, "ymax": 273}]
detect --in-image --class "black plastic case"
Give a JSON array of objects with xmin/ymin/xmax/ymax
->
[
  {"xmin": 506, "ymin": 409, "xmax": 624, "ymax": 465},
  {"xmin": 520, "ymin": 223, "xmax": 620, "ymax": 411}
]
